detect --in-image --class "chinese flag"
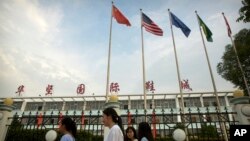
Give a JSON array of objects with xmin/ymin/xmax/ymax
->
[
  {"xmin": 37, "ymin": 113, "xmax": 43, "ymax": 128},
  {"xmin": 112, "ymin": 5, "xmax": 131, "ymax": 26}
]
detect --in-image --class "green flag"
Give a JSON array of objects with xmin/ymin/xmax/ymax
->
[{"xmin": 197, "ymin": 15, "xmax": 213, "ymax": 42}]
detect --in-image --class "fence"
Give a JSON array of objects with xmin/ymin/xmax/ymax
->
[{"xmin": 5, "ymin": 106, "xmax": 238, "ymax": 141}]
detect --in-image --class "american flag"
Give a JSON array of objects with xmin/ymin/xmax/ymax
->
[
  {"xmin": 142, "ymin": 12, "xmax": 163, "ymax": 36},
  {"xmin": 222, "ymin": 13, "xmax": 232, "ymax": 37}
]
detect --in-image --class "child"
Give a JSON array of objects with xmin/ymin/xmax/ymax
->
[{"xmin": 125, "ymin": 126, "xmax": 138, "ymax": 141}]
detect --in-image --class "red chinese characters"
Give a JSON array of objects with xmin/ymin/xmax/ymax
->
[
  {"xmin": 110, "ymin": 82, "xmax": 120, "ymax": 93},
  {"xmin": 77, "ymin": 84, "xmax": 85, "ymax": 95},
  {"xmin": 181, "ymin": 79, "xmax": 193, "ymax": 91},
  {"xmin": 45, "ymin": 85, "xmax": 53, "ymax": 96},
  {"xmin": 145, "ymin": 81, "xmax": 155, "ymax": 93},
  {"xmin": 16, "ymin": 85, "xmax": 24, "ymax": 96}
]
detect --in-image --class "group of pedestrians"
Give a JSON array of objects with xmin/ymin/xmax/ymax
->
[{"xmin": 57, "ymin": 107, "xmax": 154, "ymax": 141}]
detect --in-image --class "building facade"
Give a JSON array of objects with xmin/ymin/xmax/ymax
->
[
  {"xmin": 0, "ymin": 91, "xmax": 233, "ymax": 113},
  {"xmin": 0, "ymin": 91, "xmax": 236, "ymax": 139}
]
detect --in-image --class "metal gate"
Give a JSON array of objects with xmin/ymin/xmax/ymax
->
[{"xmin": 5, "ymin": 107, "xmax": 238, "ymax": 141}]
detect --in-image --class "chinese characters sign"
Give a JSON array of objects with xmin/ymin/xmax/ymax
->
[
  {"xmin": 110, "ymin": 82, "xmax": 120, "ymax": 93},
  {"xmin": 45, "ymin": 84, "xmax": 53, "ymax": 96},
  {"xmin": 16, "ymin": 85, "xmax": 24, "ymax": 96},
  {"xmin": 146, "ymin": 81, "xmax": 155, "ymax": 93},
  {"xmin": 77, "ymin": 84, "xmax": 85, "ymax": 95},
  {"xmin": 181, "ymin": 79, "xmax": 193, "ymax": 91}
]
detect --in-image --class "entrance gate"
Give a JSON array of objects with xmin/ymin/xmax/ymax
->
[{"xmin": 5, "ymin": 107, "xmax": 237, "ymax": 141}]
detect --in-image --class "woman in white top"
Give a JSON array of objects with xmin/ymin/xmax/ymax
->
[{"xmin": 103, "ymin": 107, "xmax": 124, "ymax": 141}]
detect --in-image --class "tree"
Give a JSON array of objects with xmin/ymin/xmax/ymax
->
[
  {"xmin": 237, "ymin": 0, "xmax": 250, "ymax": 23},
  {"xmin": 217, "ymin": 29, "xmax": 250, "ymax": 95}
]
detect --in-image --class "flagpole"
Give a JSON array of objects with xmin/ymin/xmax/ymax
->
[
  {"xmin": 105, "ymin": 1, "xmax": 114, "ymax": 102},
  {"xmin": 168, "ymin": 9, "xmax": 185, "ymax": 114},
  {"xmin": 195, "ymin": 11, "xmax": 228, "ymax": 141},
  {"xmin": 222, "ymin": 13, "xmax": 250, "ymax": 96},
  {"xmin": 140, "ymin": 9, "xmax": 147, "ymax": 112},
  {"xmin": 168, "ymin": 9, "xmax": 189, "ymax": 141},
  {"xmin": 229, "ymin": 35, "xmax": 250, "ymax": 96}
]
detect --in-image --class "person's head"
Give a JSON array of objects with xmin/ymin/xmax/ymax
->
[
  {"xmin": 125, "ymin": 126, "xmax": 137, "ymax": 141},
  {"xmin": 59, "ymin": 116, "xmax": 77, "ymax": 138},
  {"xmin": 102, "ymin": 107, "xmax": 124, "ymax": 136},
  {"xmin": 138, "ymin": 122, "xmax": 154, "ymax": 141}
]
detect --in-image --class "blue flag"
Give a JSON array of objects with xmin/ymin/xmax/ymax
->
[{"xmin": 170, "ymin": 12, "xmax": 191, "ymax": 37}]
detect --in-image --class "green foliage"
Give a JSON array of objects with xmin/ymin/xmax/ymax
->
[
  {"xmin": 237, "ymin": 0, "xmax": 250, "ymax": 23},
  {"xmin": 75, "ymin": 131, "xmax": 103, "ymax": 141},
  {"xmin": 5, "ymin": 128, "xmax": 103, "ymax": 141},
  {"xmin": 5, "ymin": 128, "xmax": 51, "ymax": 141},
  {"xmin": 217, "ymin": 28, "xmax": 250, "ymax": 95},
  {"xmin": 155, "ymin": 137, "xmax": 174, "ymax": 141},
  {"xmin": 199, "ymin": 125, "xmax": 217, "ymax": 138},
  {"xmin": 5, "ymin": 119, "xmax": 103, "ymax": 141}
]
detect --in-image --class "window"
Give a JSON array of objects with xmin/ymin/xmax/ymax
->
[
  {"xmin": 212, "ymin": 102, "xmax": 217, "ymax": 106},
  {"xmin": 38, "ymin": 106, "xmax": 42, "ymax": 111},
  {"xmin": 131, "ymin": 100, "xmax": 143, "ymax": 109},
  {"xmin": 203, "ymin": 97, "xmax": 216, "ymax": 107},
  {"xmin": 184, "ymin": 97, "xmax": 201, "ymax": 107},
  {"xmin": 25, "ymin": 103, "xmax": 42, "ymax": 111},
  {"xmin": 53, "ymin": 104, "xmax": 57, "ymax": 110},
  {"xmin": 219, "ymin": 97, "xmax": 226, "ymax": 106},
  {"xmin": 74, "ymin": 103, "xmax": 77, "ymax": 109},
  {"xmin": 204, "ymin": 102, "xmax": 209, "ymax": 107},
  {"xmin": 13, "ymin": 102, "xmax": 23, "ymax": 110},
  {"xmin": 124, "ymin": 105, "xmax": 128, "ymax": 109},
  {"xmin": 65, "ymin": 102, "xmax": 84, "ymax": 110},
  {"xmin": 155, "ymin": 99, "xmax": 176, "ymax": 108}
]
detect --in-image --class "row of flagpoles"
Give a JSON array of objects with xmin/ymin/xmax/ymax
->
[
  {"xmin": 106, "ymin": 3, "xmax": 249, "ymax": 140},
  {"xmin": 106, "ymin": 2, "xmax": 250, "ymax": 103}
]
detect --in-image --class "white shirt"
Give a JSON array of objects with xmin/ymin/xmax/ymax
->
[
  {"xmin": 60, "ymin": 134, "xmax": 75, "ymax": 141},
  {"xmin": 141, "ymin": 137, "xmax": 148, "ymax": 141},
  {"xmin": 104, "ymin": 125, "xmax": 124, "ymax": 141}
]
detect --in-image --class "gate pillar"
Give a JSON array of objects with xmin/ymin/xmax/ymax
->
[
  {"xmin": 103, "ymin": 94, "xmax": 121, "ymax": 139},
  {"xmin": 0, "ymin": 98, "xmax": 15, "ymax": 141},
  {"xmin": 230, "ymin": 90, "xmax": 250, "ymax": 125}
]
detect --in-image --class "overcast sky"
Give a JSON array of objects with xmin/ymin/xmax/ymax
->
[{"xmin": 0, "ymin": 0, "xmax": 250, "ymax": 98}]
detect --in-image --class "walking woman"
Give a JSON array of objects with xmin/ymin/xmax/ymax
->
[
  {"xmin": 58, "ymin": 116, "xmax": 77, "ymax": 141},
  {"xmin": 103, "ymin": 107, "xmax": 124, "ymax": 141},
  {"xmin": 138, "ymin": 122, "xmax": 154, "ymax": 141}
]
